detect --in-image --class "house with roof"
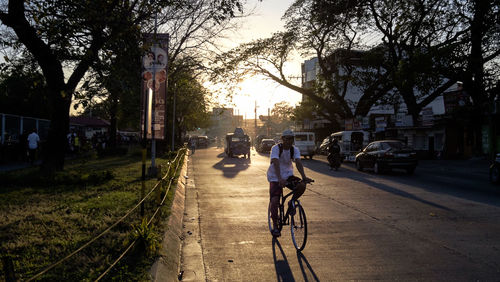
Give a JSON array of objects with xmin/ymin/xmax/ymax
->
[{"xmin": 69, "ymin": 116, "xmax": 110, "ymax": 139}]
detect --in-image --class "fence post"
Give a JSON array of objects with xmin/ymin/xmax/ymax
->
[{"xmin": 2, "ymin": 256, "xmax": 16, "ymax": 282}]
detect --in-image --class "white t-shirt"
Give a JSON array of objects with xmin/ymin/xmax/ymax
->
[
  {"xmin": 266, "ymin": 144, "xmax": 301, "ymax": 182},
  {"xmin": 27, "ymin": 132, "xmax": 40, "ymax": 149}
]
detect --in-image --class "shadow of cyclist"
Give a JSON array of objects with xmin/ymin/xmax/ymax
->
[
  {"xmin": 296, "ymin": 251, "xmax": 320, "ymax": 281},
  {"xmin": 272, "ymin": 237, "xmax": 295, "ymax": 281}
]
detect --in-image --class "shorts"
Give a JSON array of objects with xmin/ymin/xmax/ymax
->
[{"xmin": 269, "ymin": 175, "xmax": 302, "ymax": 198}]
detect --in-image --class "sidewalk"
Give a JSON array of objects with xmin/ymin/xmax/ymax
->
[{"xmin": 418, "ymin": 158, "xmax": 491, "ymax": 178}]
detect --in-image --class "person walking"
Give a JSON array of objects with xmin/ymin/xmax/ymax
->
[{"xmin": 27, "ymin": 128, "xmax": 40, "ymax": 165}]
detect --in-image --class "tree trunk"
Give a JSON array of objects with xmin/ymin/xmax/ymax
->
[{"xmin": 41, "ymin": 87, "xmax": 72, "ymax": 173}]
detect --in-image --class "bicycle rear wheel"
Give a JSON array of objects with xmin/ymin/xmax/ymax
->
[{"xmin": 290, "ymin": 202, "xmax": 307, "ymax": 251}]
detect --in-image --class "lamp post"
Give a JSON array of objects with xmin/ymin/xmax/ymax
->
[
  {"xmin": 149, "ymin": 7, "xmax": 159, "ymax": 176},
  {"xmin": 171, "ymin": 83, "xmax": 176, "ymax": 151}
]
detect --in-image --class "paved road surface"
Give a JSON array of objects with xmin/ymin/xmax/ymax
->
[{"xmin": 179, "ymin": 147, "xmax": 500, "ymax": 281}]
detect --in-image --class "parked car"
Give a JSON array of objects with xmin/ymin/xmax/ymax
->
[
  {"xmin": 355, "ymin": 140, "xmax": 418, "ymax": 174},
  {"xmin": 197, "ymin": 136, "xmax": 209, "ymax": 148},
  {"xmin": 258, "ymin": 139, "xmax": 276, "ymax": 153}
]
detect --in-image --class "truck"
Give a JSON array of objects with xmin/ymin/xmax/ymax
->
[{"xmin": 225, "ymin": 128, "xmax": 251, "ymax": 159}]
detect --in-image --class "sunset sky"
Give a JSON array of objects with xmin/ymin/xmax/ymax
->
[{"xmin": 216, "ymin": 0, "xmax": 303, "ymax": 118}]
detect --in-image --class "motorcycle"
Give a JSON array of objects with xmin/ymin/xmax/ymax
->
[
  {"xmin": 490, "ymin": 153, "xmax": 500, "ymax": 184},
  {"xmin": 327, "ymin": 153, "xmax": 341, "ymax": 171}
]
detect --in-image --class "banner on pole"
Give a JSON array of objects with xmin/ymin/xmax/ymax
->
[{"xmin": 141, "ymin": 33, "xmax": 169, "ymax": 140}]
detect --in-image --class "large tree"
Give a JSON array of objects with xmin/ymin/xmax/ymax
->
[
  {"xmin": 74, "ymin": 0, "xmax": 247, "ymax": 150},
  {"xmin": 210, "ymin": 0, "xmax": 391, "ymax": 128},
  {"xmin": 0, "ymin": 0, "xmax": 247, "ymax": 171},
  {"xmin": 0, "ymin": 1, "xmax": 152, "ymax": 172}
]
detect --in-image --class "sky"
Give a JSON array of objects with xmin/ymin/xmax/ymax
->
[{"xmin": 216, "ymin": 0, "xmax": 303, "ymax": 118}]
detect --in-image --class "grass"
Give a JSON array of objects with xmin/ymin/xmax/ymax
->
[{"xmin": 0, "ymin": 146, "xmax": 185, "ymax": 281}]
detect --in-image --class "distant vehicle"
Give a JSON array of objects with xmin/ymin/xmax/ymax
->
[
  {"xmin": 255, "ymin": 135, "xmax": 269, "ymax": 149},
  {"xmin": 490, "ymin": 153, "xmax": 500, "ymax": 184},
  {"xmin": 355, "ymin": 140, "xmax": 418, "ymax": 174},
  {"xmin": 258, "ymin": 139, "xmax": 276, "ymax": 153},
  {"xmin": 197, "ymin": 136, "xmax": 209, "ymax": 148},
  {"xmin": 330, "ymin": 131, "xmax": 370, "ymax": 162},
  {"xmin": 225, "ymin": 128, "xmax": 251, "ymax": 158},
  {"xmin": 293, "ymin": 132, "xmax": 315, "ymax": 159}
]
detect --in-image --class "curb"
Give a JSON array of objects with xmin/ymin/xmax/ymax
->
[{"xmin": 150, "ymin": 153, "xmax": 188, "ymax": 281}]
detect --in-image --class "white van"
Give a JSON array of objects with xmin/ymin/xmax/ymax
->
[
  {"xmin": 294, "ymin": 132, "xmax": 316, "ymax": 159},
  {"xmin": 331, "ymin": 130, "xmax": 370, "ymax": 162}
]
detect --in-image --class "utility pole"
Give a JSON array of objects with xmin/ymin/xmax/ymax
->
[
  {"xmin": 254, "ymin": 100, "xmax": 257, "ymax": 140},
  {"xmin": 267, "ymin": 107, "xmax": 270, "ymax": 136}
]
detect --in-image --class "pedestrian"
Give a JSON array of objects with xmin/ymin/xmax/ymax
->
[
  {"xmin": 189, "ymin": 137, "xmax": 196, "ymax": 154},
  {"xmin": 27, "ymin": 128, "xmax": 40, "ymax": 165}
]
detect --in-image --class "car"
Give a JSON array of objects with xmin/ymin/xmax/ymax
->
[
  {"xmin": 197, "ymin": 136, "xmax": 209, "ymax": 148},
  {"xmin": 258, "ymin": 139, "xmax": 276, "ymax": 153},
  {"xmin": 355, "ymin": 140, "xmax": 418, "ymax": 174}
]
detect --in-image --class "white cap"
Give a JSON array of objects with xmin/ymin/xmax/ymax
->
[{"xmin": 282, "ymin": 129, "xmax": 294, "ymax": 137}]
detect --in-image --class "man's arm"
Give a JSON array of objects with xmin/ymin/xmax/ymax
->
[
  {"xmin": 295, "ymin": 159, "xmax": 313, "ymax": 183},
  {"xmin": 295, "ymin": 159, "xmax": 307, "ymax": 179}
]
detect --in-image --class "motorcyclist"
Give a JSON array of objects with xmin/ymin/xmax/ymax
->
[{"xmin": 327, "ymin": 138, "xmax": 341, "ymax": 170}]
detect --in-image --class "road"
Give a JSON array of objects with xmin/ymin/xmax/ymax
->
[{"xmin": 179, "ymin": 146, "xmax": 500, "ymax": 281}]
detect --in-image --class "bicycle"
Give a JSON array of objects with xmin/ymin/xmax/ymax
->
[{"xmin": 267, "ymin": 179, "xmax": 314, "ymax": 251}]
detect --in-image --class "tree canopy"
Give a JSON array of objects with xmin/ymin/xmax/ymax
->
[{"xmin": 0, "ymin": 0, "xmax": 248, "ymax": 171}]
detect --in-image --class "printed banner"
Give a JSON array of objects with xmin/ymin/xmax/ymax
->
[{"xmin": 141, "ymin": 33, "xmax": 169, "ymax": 140}]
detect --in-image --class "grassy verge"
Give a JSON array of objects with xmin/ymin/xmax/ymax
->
[{"xmin": 0, "ymin": 146, "xmax": 185, "ymax": 281}]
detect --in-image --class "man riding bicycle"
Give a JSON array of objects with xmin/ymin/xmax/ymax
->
[{"xmin": 267, "ymin": 129, "xmax": 313, "ymax": 237}]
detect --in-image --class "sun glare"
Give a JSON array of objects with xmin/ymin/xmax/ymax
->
[{"xmin": 230, "ymin": 76, "xmax": 302, "ymax": 118}]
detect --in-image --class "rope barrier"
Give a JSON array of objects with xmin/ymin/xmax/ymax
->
[
  {"xmin": 26, "ymin": 148, "xmax": 186, "ymax": 281},
  {"xmin": 94, "ymin": 148, "xmax": 186, "ymax": 281}
]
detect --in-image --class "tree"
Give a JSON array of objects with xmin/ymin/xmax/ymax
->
[
  {"xmin": 270, "ymin": 101, "xmax": 294, "ymax": 133},
  {"xmin": 168, "ymin": 63, "xmax": 212, "ymax": 144},
  {"xmin": 210, "ymin": 0, "xmax": 389, "ymax": 128},
  {"xmin": 74, "ymin": 0, "xmax": 248, "ymax": 150},
  {"xmin": 0, "ymin": 1, "xmax": 152, "ymax": 172},
  {"xmin": 0, "ymin": 61, "xmax": 50, "ymax": 119},
  {"xmin": 0, "ymin": 0, "xmax": 247, "ymax": 171}
]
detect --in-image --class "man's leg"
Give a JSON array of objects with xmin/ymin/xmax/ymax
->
[
  {"xmin": 292, "ymin": 181, "xmax": 306, "ymax": 200},
  {"xmin": 269, "ymin": 182, "xmax": 281, "ymax": 235},
  {"xmin": 270, "ymin": 195, "xmax": 280, "ymax": 230}
]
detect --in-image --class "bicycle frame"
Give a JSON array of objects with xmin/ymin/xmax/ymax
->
[{"xmin": 277, "ymin": 190, "xmax": 296, "ymax": 228}]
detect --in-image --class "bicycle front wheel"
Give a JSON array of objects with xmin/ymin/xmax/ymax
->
[{"xmin": 290, "ymin": 203, "xmax": 307, "ymax": 251}]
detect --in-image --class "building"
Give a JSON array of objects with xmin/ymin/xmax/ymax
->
[
  {"xmin": 69, "ymin": 116, "xmax": 110, "ymax": 139},
  {"xmin": 299, "ymin": 50, "xmax": 463, "ymax": 158}
]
